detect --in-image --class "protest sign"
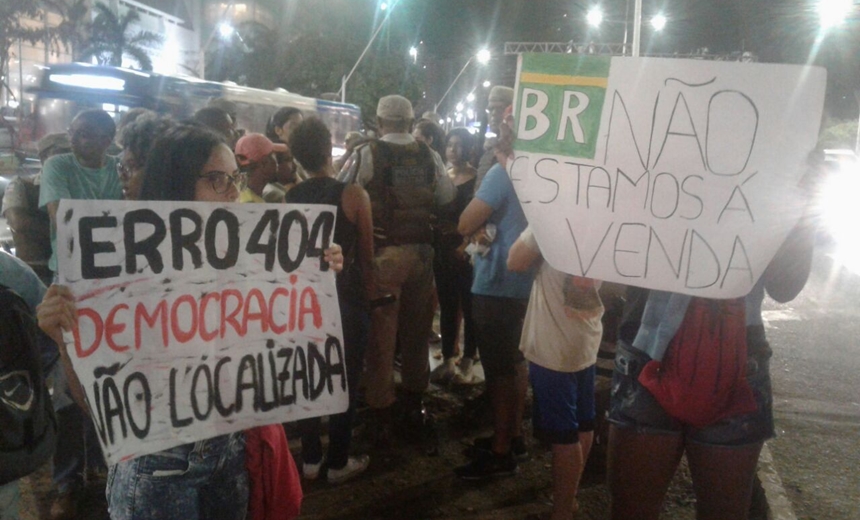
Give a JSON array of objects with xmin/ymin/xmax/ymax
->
[
  {"xmin": 510, "ymin": 54, "xmax": 826, "ymax": 298},
  {"xmin": 57, "ymin": 200, "xmax": 346, "ymax": 464}
]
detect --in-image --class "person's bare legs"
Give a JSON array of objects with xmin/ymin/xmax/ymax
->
[
  {"xmin": 608, "ymin": 425, "xmax": 684, "ymax": 520},
  {"xmin": 491, "ymin": 361, "xmax": 528, "ymax": 455},
  {"xmin": 550, "ymin": 431, "xmax": 592, "ymax": 520},
  {"xmin": 686, "ymin": 441, "xmax": 763, "ymax": 520}
]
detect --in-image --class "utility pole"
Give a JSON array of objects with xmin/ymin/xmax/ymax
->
[{"xmin": 632, "ymin": 0, "xmax": 642, "ymax": 57}]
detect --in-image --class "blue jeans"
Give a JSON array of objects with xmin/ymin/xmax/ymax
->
[{"xmin": 107, "ymin": 433, "xmax": 248, "ymax": 520}]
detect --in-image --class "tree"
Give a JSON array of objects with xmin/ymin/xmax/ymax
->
[
  {"xmin": 45, "ymin": 0, "xmax": 91, "ymax": 61},
  {"xmin": 0, "ymin": 0, "xmax": 44, "ymax": 102},
  {"xmin": 80, "ymin": 2, "xmax": 161, "ymax": 71}
]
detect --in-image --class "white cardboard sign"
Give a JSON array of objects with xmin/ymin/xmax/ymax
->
[
  {"xmin": 57, "ymin": 200, "xmax": 346, "ymax": 464},
  {"xmin": 511, "ymin": 54, "xmax": 826, "ymax": 298}
]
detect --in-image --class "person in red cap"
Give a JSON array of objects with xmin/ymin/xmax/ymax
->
[{"xmin": 235, "ymin": 133, "xmax": 288, "ymax": 203}]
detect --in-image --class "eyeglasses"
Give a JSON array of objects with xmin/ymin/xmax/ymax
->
[
  {"xmin": 116, "ymin": 161, "xmax": 132, "ymax": 181},
  {"xmin": 197, "ymin": 169, "xmax": 247, "ymax": 194}
]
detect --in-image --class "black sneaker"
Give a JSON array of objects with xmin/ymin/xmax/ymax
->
[
  {"xmin": 455, "ymin": 449, "xmax": 518, "ymax": 480},
  {"xmin": 465, "ymin": 435, "xmax": 529, "ymax": 462}
]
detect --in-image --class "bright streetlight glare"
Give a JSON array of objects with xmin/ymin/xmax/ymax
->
[
  {"xmin": 456, "ymin": 102, "xmax": 465, "ymax": 112},
  {"xmin": 483, "ymin": 80, "xmax": 491, "ymax": 88},
  {"xmin": 476, "ymin": 49, "xmax": 491, "ymax": 64},
  {"xmin": 218, "ymin": 23, "xmax": 234, "ymax": 38},
  {"xmin": 379, "ymin": 2, "xmax": 388, "ymax": 11},
  {"xmin": 466, "ymin": 93, "xmax": 475, "ymax": 102},
  {"xmin": 409, "ymin": 46, "xmax": 417, "ymax": 58},
  {"xmin": 651, "ymin": 14, "xmax": 667, "ymax": 31},
  {"xmin": 818, "ymin": 0, "xmax": 852, "ymax": 28},
  {"xmin": 587, "ymin": 7, "xmax": 604, "ymax": 27}
]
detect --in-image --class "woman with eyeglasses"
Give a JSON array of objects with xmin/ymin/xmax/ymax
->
[{"xmin": 37, "ymin": 124, "xmax": 343, "ymax": 519}]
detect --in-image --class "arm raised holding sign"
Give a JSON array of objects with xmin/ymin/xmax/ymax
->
[{"xmin": 37, "ymin": 123, "xmax": 356, "ymax": 520}]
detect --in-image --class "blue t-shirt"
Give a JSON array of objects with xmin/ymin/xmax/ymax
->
[
  {"xmin": 38, "ymin": 153, "xmax": 122, "ymax": 273},
  {"xmin": 471, "ymin": 163, "xmax": 536, "ymax": 299}
]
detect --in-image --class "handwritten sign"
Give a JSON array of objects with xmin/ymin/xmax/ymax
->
[
  {"xmin": 511, "ymin": 54, "xmax": 826, "ymax": 298},
  {"xmin": 57, "ymin": 200, "xmax": 346, "ymax": 464}
]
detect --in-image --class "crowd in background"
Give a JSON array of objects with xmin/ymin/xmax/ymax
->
[{"xmin": 0, "ymin": 79, "xmax": 819, "ymax": 520}]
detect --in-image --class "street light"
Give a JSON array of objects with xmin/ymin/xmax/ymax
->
[
  {"xmin": 818, "ymin": 0, "xmax": 852, "ymax": 29},
  {"xmin": 651, "ymin": 13, "xmax": 667, "ymax": 31},
  {"xmin": 218, "ymin": 23, "xmax": 234, "ymax": 38},
  {"xmin": 435, "ymin": 48, "xmax": 491, "ymax": 112},
  {"xmin": 409, "ymin": 46, "xmax": 418, "ymax": 63},
  {"xmin": 587, "ymin": 7, "xmax": 604, "ymax": 27},
  {"xmin": 466, "ymin": 92, "xmax": 475, "ymax": 103},
  {"xmin": 338, "ymin": 0, "xmax": 401, "ymax": 102}
]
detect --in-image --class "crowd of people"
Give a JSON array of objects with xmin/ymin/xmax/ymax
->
[{"xmin": 0, "ymin": 82, "xmax": 817, "ymax": 520}]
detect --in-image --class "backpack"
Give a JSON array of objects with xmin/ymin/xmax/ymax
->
[{"xmin": 0, "ymin": 284, "xmax": 57, "ymax": 484}]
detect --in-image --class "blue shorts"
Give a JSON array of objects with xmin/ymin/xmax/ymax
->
[
  {"xmin": 529, "ymin": 362, "xmax": 596, "ymax": 445},
  {"xmin": 608, "ymin": 330, "xmax": 774, "ymax": 447}
]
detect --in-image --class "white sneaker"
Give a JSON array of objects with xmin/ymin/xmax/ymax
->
[
  {"xmin": 430, "ymin": 357, "xmax": 458, "ymax": 383},
  {"xmin": 327, "ymin": 455, "xmax": 370, "ymax": 484},
  {"xmin": 303, "ymin": 458, "xmax": 324, "ymax": 480},
  {"xmin": 452, "ymin": 357, "xmax": 479, "ymax": 385}
]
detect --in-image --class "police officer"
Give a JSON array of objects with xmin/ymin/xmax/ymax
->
[{"xmin": 341, "ymin": 95, "xmax": 454, "ymax": 442}]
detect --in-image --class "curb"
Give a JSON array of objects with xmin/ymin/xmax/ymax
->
[{"xmin": 758, "ymin": 443, "xmax": 797, "ymax": 520}]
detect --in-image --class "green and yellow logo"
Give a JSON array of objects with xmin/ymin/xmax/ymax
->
[{"xmin": 515, "ymin": 54, "xmax": 610, "ymax": 159}]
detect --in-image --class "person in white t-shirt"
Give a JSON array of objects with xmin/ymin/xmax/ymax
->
[{"xmin": 508, "ymin": 225, "xmax": 604, "ymax": 520}]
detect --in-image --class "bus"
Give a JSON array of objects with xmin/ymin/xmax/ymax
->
[{"xmin": 26, "ymin": 63, "xmax": 362, "ymax": 156}]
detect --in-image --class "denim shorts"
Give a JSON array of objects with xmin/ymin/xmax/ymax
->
[
  {"xmin": 530, "ymin": 362, "xmax": 596, "ymax": 445},
  {"xmin": 472, "ymin": 295, "xmax": 527, "ymax": 380},
  {"xmin": 107, "ymin": 433, "xmax": 249, "ymax": 520},
  {"xmin": 608, "ymin": 330, "xmax": 774, "ymax": 447}
]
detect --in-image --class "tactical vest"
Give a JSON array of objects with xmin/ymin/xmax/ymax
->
[{"xmin": 363, "ymin": 139, "xmax": 437, "ymax": 247}]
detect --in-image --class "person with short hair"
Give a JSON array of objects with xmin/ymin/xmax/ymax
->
[
  {"xmin": 234, "ymin": 133, "xmax": 287, "ymax": 203},
  {"xmin": 193, "ymin": 106, "xmax": 238, "ymax": 149},
  {"xmin": 508, "ymin": 225, "xmax": 604, "ymax": 519},
  {"xmin": 412, "ymin": 118, "xmax": 446, "ymax": 158},
  {"xmin": 340, "ymin": 94, "xmax": 455, "ymax": 443},
  {"xmin": 475, "ymin": 85, "xmax": 514, "ymax": 190},
  {"xmin": 456, "ymin": 109, "xmax": 536, "ymax": 480},
  {"xmin": 287, "ymin": 117, "xmax": 375, "ymax": 484},
  {"xmin": 38, "ymin": 108, "xmax": 120, "ymax": 520},
  {"xmin": 2, "ymin": 133, "xmax": 70, "ymax": 286}
]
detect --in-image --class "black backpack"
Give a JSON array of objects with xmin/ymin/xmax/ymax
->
[{"xmin": 0, "ymin": 284, "xmax": 57, "ymax": 484}]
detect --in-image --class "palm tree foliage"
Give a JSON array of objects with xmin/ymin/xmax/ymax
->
[
  {"xmin": 44, "ymin": 0, "xmax": 91, "ymax": 61},
  {"xmin": 80, "ymin": 2, "xmax": 161, "ymax": 71},
  {"xmin": 0, "ymin": 0, "xmax": 45, "ymax": 100}
]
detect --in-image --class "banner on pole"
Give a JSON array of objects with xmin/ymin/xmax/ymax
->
[
  {"xmin": 511, "ymin": 54, "xmax": 826, "ymax": 298},
  {"xmin": 57, "ymin": 200, "xmax": 346, "ymax": 464}
]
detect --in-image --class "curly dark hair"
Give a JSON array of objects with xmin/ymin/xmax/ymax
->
[
  {"xmin": 138, "ymin": 124, "xmax": 226, "ymax": 202},
  {"xmin": 121, "ymin": 114, "xmax": 175, "ymax": 172},
  {"xmin": 289, "ymin": 117, "xmax": 332, "ymax": 173}
]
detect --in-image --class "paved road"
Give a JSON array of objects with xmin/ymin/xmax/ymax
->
[{"xmin": 764, "ymin": 247, "xmax": 860, "ymax": 519}]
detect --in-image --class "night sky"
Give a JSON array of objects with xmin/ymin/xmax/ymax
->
[{"xmin": 265, "ymin": 0, "xmax": 858, "ymax": 116}]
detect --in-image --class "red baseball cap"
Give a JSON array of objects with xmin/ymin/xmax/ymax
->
[{"xmin": 235, "ymin": 133, "xmax": 288, "ymax": 167}]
